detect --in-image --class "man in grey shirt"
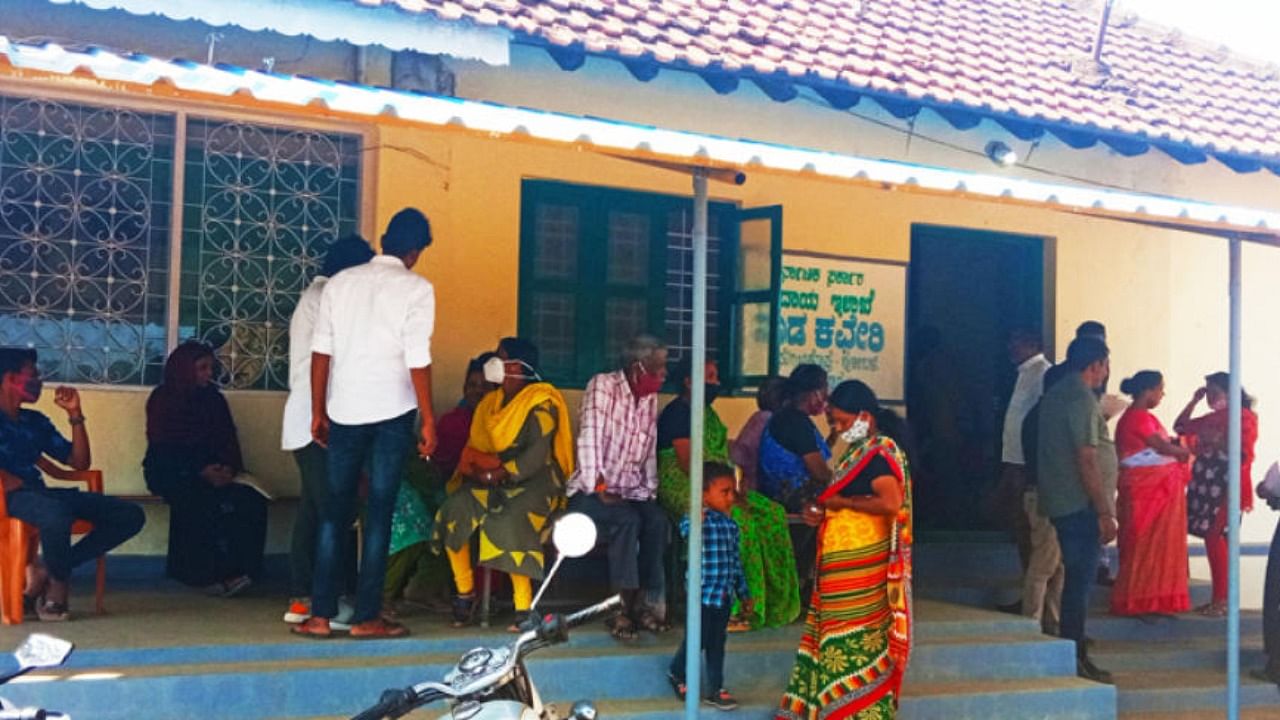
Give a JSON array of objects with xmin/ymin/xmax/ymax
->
[{"xmin": 1037, "ymin": 336, "xmax": 1117, "ymax": 684}]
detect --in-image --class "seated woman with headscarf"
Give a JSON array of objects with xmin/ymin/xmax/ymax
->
[
  {"xmin": 657, "ymin": 358, "xmax": 800, "ymax": 631},
  {"xmin": 144, "ymin": 341, "xmax": 267, "ymax": 596},
  {"xmin": 432, "ymin": 338, "xmax": 574, "ymax": 630},
  {"xmin": 778, "ymin": 380, "xmax": 913, "ymax": 720}
]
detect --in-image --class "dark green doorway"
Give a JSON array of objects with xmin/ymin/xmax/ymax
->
[{"xmin": 907, "ymin": 224, "xmax": 1049, "ymax": 531}]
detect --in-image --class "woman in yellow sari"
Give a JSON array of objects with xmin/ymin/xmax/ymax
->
[
  {"xmin": 778, "ymin": 380, "xmax": 912, "ymax": 720},
  {"xmin": 432, "ymin": 338, "xmax": 574, "ymax": 630}
]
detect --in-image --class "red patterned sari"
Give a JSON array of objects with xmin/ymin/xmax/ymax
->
[
  {"xmin": 777, "ymin": 435, "xmax": 912, "ymax": 720},
  {"xmin": 1110, "ymin": 408, "xmax": 1190, "ymax": 616}
]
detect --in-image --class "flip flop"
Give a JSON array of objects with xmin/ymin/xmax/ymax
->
[
  {"xmin": 607, "ymin": 615, "xmax": 638, "ymax": 642},
  {"xmin": 291, "ymin": 617, "xmax": 335, "ymax": 639},
  {"xmin": 350, "ymin": 618, "xmax": 410, "ymax": 639}
]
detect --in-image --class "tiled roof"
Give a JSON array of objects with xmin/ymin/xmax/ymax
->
[{"xmin": 349, "ymin": 0, "xmax": 1280, "ymax": 171}]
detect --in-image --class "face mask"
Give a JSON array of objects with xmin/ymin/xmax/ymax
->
[
  {"xmin": 704, "ymin": 383, "xmax": 720, "ymax": 406},
  {"xmin": 20, "ymin": 376, "xmax": 42, "ymax": 403},
  {"xmin": 632, "ymin": 363, "xmax": 665, "ymax": 396},
  {"xmin": 840, "ymin": 416, "xmax": 871, "ymax": 444},
  {"xmin": 483, "ymin": 357, "xmax": 506, "ymax": 384},
  {"xmin": 484, "ymin": 356, "xmax": 541, "ymax": 384}
]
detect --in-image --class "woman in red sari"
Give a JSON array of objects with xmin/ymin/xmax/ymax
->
[
  {"xmin": 1111, "ymin": 371, "xmax": 1191, "ymax": 617},
  {"xmin": 1175, "ymin": 372, "xmax": 1259, "ymax": 617}
]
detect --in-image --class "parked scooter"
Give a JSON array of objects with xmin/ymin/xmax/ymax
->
[
  {"xmin": 0, "ymin": 633, "xmax": 74, "ymax": 719},
  {"xmin": 351, "ymin": 512, "xmax": 619, "ymax": 720}
]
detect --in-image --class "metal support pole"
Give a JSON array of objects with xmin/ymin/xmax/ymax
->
[
  {"xmin": 684, "ymin": 168, "xmax": 709, "ymax": 718},
  {"xmin": 1227, "ymin": 236, "xmax": 1243, "ymax": 720}
]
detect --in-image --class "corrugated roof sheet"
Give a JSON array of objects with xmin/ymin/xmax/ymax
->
[{"xmin": 1, "ymin": 35, "xmax": 1276, "ymax": 242}]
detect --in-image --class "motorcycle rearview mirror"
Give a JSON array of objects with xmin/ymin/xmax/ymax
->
[
  {"xmin": 528, "ymin": 513, "xmax": 598, "ymax": 613},
  {"xmin": 0, "ymin": 634, "xmax": 75, "ymax": 687},
  {"xmin": 552, "ymin": 512, "xmax": 597, "ymax": 558},
  {"xmin": 15, "ymin": 635, "xmax": 73, "ymax": 671}
]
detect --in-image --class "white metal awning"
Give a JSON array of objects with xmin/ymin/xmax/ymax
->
[
  {"xmin": 45, "ymin": 0, "xmax": 511, "ymax": 64},
  {"xmin": 0, "ymin": 34, "xmax": 1277, "ymax": 243}
]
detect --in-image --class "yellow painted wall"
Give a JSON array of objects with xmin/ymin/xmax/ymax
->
[
  {"xmin": 50, "ymin": 117, "xmax": 1280, "ymax": 567},
  {"xmin": 4, "ymin": 66, "xmax": 1275, "ymax": 595}
]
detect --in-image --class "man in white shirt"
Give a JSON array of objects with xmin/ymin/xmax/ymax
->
[
  {"xmin": 293, "ymin": 208, "xmax": 437, "ymax": 640},
  {"xmin": 280, "ymin": 235, "xmax": 374, "ymax": 626},
  {"xmin": 998, "ymin": 328, "xmax": 1051, "ymax": 589}
]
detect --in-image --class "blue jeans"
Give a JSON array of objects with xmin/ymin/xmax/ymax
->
[
  {"xmin": 311, "ymin": 411, "xmax": 415, "ymax": 623},
  {"xmin": 1052, "ymin": 507, "xmax": 1100, "ymax": 655},
  {"xmin": 6, "ymin": 488, "xmax": 145, "ymax": 583}
]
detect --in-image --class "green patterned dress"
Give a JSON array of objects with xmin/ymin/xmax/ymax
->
[{"xmin": 657, "ymin": 400, "xmax": 802, "ymax": 629}]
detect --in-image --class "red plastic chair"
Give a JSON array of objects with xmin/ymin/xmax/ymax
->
[{"xmin": 0, "ymin": 459, "xmax": 108, "ymax": 624}]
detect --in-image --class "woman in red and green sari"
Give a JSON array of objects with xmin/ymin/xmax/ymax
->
[{"xmin": 778, "ymin": 380, "xmax": 912, "ymax": 720}]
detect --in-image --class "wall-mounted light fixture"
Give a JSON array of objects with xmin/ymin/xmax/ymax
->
[{"xmin": 985, "ymin": 140, "xmax": 1018, "ymax": 167}]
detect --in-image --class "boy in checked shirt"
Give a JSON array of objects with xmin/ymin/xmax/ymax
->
[{"xmin": 668, "ymin": 461, "xmax": 752, "ymax": 711}]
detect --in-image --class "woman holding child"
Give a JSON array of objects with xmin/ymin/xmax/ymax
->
[{"xmin": 778, "ymin": 380, "xmax": 913, "ymax": 720}]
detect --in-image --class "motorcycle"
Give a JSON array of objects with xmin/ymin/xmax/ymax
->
[
  {"xmin": 0, "ymin": 633, "xmax": 74, "ymax": 720},
  {"xmin": 351, "ymin": 512, "xmax": 620, "ymax": 720}
]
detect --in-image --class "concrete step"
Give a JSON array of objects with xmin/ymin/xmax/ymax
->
[
  {"xmin": 0, "ymin": 596, "xmax": 1096, "ymax": 720},
  {"xmin": 1093, "ymin": 637, "xmax": 1266, "ymax": 672},
  {"xmin": 1121, "ymin": 710, "xmax": 1280, "ymax": 720},
  {"xmin": 917, "ymin": 572, "xmax": 1214, "ymax": 614},
  {"xmin": 1086, "ymin": 612, "xmax": 1263, "ymax": 642},
  {"xmin": 590, "ymin": 676, "xmax": 1115, "ymax": 720},
  {"xmin": 1113, "ymin": 669, "xmax": 1280, "ymax": 715}
]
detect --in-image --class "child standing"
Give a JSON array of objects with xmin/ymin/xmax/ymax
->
[{"xmin": 668, "ymin": 461, "xmax": 752, "ymax": 711}]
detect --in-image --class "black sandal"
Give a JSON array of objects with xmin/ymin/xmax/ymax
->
[
  {"xmin": 606, "ymin": 615, "xmax": 638, "ymax": 641},
  {"xmin": 451, "ymin": 593, "xmax": 475, "ymax": 627},
  {"xmin": 635, "ymin": 609, "xmax": 672, "ymax": 634},
  {"xmin": 36, "ymin": 600, "xmax": 69, "ymax": 622}
]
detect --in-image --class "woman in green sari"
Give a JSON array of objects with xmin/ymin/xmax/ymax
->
[{"xmin": 657, "ymin": 357, "xmax": 801, "ymax": 630}]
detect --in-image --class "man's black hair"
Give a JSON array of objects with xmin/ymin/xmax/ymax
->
[
  {"xmin": 1065, "ymin": 336, "xmax": 1109, "ymax": 372},
  {"xmin": 381, "ymin": 208, "xmax": 433, "ymax": 258},
  {"xmin": 0, "ymin": 347, "xmax": 37, "ymax": 380},
  {"xmin": 1075, "ymin": 320, "xmax": 1106, "ymax": 340},
  {"xmin": 322, "ymin": 235, "xmax": 375, "ymax": 277}
]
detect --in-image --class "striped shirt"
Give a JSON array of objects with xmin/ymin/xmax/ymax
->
[{"xmin": 567, "ymin": 370, "xmax": 658, "ymax": 501}]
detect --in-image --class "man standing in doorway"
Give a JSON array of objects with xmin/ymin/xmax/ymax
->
[
  {"xmin": 1037, "ymin": 336, "xmax": 1117, "ymax": 683},
  {"xmin": 294, "ymin": 209, "xmax": 437, "ymax": 640},
  {"xmin": 567, "ymin": 335, "xmax": 671, "ymax": 642},
  {"xmin": 998, "ymin": 328, "xmax": 1051, "ymax": 590}
]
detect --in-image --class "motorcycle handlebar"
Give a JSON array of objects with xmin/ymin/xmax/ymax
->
[
  {"xmin": 349, "ymin": 688, "xmax": 420, "ymax": 720},
  {"xmin": 563, "ymin": 594, "xmax": 624, "ymax": 630},
  {"xmin": 0, "ymin": 709, "xmax": 48, "ymax": 720}
]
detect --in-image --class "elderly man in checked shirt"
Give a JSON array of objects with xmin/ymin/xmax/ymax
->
[{"xmin": 567, "ymin": 335, "xmax": 671, "ymax": 641}]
